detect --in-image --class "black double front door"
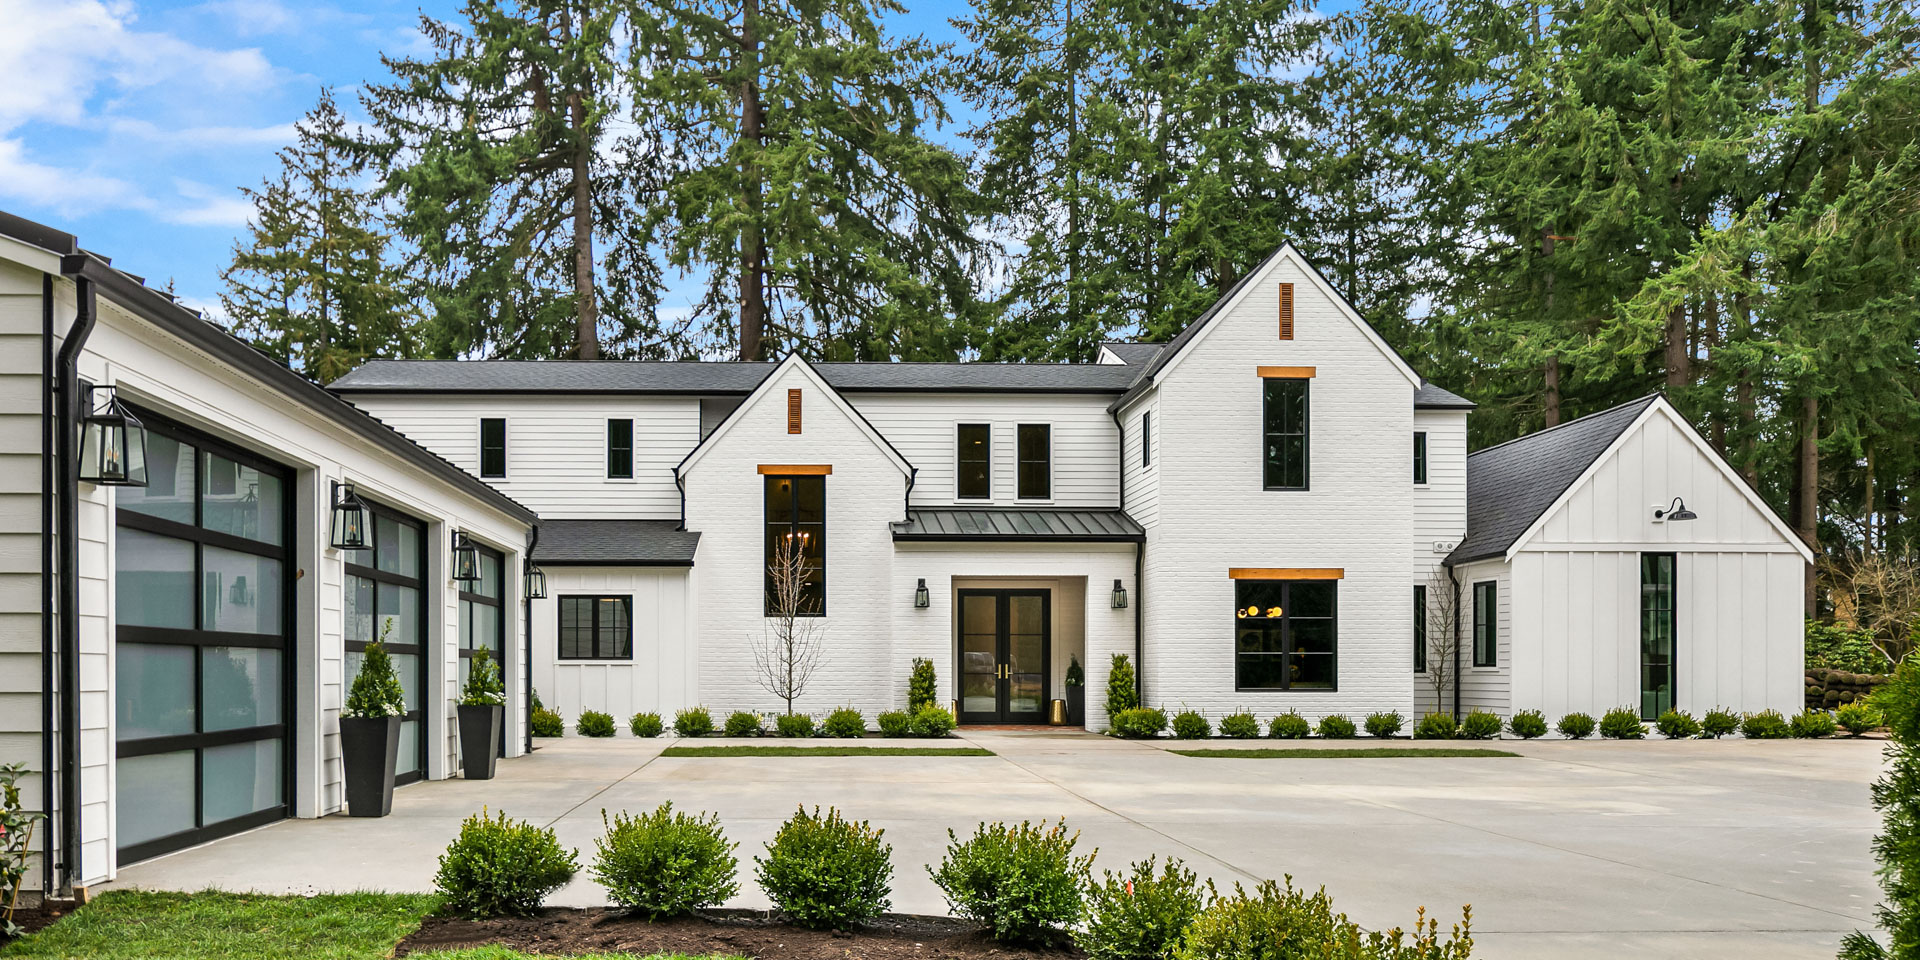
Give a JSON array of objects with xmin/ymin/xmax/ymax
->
[{"xmin": 958, "ymin": 589, "xmax": 1051, "ymax": 724}]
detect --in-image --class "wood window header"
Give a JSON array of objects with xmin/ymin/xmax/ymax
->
[
  {"xmin": 1228, "ymin": 567, "xmax": 1344, "ymax": 580},
  {"xmin": 1278, "ymin": 282, "xmax": 1295, "ymax": 340},
  {"xmin": 787, "ymin": 389, "xmax": 802, "ymax": 434},
  {"xmin": 1256, "ymin": 366, "xmax": 1317, "ymax": 379},
  {"xmin": 758, "ymin": 464, "xmax": 833, "ymax": 475}
]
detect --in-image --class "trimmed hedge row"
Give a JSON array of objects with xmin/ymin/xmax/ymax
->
[{"xmin": 1103, "ymin": 705, "xmax": 1869, "ymax": 740}]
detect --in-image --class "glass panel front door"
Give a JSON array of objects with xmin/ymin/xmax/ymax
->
[{"xmin": 956, "ymin": 589, "xmax": 1051, "ymax": 724}]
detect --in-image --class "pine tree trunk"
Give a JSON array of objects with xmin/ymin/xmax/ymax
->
[
  {"xmin": 570, "ymin": 86, "xmax": 600, "ymax": 361},
  {"xmin": 1799, "ymin": 395, "xmax": 1820, "ymax": 614},
  {"xmin": 1543, "ymin": 356, "xmax": 1561, "ymax": 427},
  {"xmin": 1736, "ymin": 261, "xmax": 1758, "ymax": 485},
  {"xmin": 1664, "ymin": 303, "xmax": 1689, "ymax": 389},
  {"xmin": 738, "ymin": 0, "xmax": 766, "ymax": 361}
]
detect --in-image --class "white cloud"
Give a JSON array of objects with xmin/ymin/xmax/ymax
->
[
  {"xmin": 165, "ymin": 178, "xmax": 254, "ymax": 227},
  {"xmin": 105, "ymin": 116, "xmax": 299, "ymax": 148},
  {"xmin": 0, "ymin": 138, "xmax": 153, "ymax": 215},
  {"xmin": 192, "ymin": 0, "xmax": 295, "ymax": 36}
]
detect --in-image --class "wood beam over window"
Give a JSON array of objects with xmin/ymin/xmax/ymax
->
[
  {"xmin": 758, "ymin": 464, "xmax": 833, "ymax": 475},
  {"xmin": 1228, "ymin": 567, "xmax": 1345, "ymax": 580},
  {"xmin": 1255, "ymin": 366, "xmax": 1317, "ymax": 379}
]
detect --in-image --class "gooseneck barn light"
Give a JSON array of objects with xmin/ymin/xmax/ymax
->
[{"xmin": 1654, "ymin": 497, "xmax": 1698, "ymax": 522}]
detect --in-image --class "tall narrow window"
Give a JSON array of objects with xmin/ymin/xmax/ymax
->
[
  {"xmin": 765, "ymin": 474, "xmax": 826, "ymax": 616},
  {"xmin": 1017, "ymin": 424, "xmax": 1051, "ymax": 499},
  {"xmin": 557, "ymin": 596, "xmax": 631, "ymax": 660},
  {"xmin": 956, "ymin": 424, "xmax": 991, "ymax": 500},
  {"xmin": 1640, "ymin": 554, "xmax": 1676, "ymax": 719},
  {"xmin": 1413, "ymin": 432, "xmax": 1428, "ymax": 484},
  {"xmin": 1413, "ymin": 585, "xmax": 1427, "ymax": 673},
  {"xmin": 607, "ymin": 419, "xmax": 634, "ymax": 479},
  {"xmin": 479, "ymin": 418, "xmax": 506, "ymax": 478},
  {"xmin": 1472, "ymin": 580, "xmax": 1497, "ymax": 667},
  {"xmin": 1262, "ymin": 379, "xmax": 1309, "ymax": 490},
  {"xmin": 1233, "ymin": 579, "xmax": 1337, "ymax": 690},
  {"xmin": 1141, "ymin": 411, "xmax": 1152, "ymax": 467}
]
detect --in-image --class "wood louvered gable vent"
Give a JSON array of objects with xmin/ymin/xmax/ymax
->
[
  {"xmin": 1278, "ymin": 282, "xmax": 1295, "ymax": 340},
  {"xmin": 787, "ymin": 389, "xmax": 802, "ymax": 434}
]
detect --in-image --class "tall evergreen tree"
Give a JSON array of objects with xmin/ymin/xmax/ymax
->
[{"xmin": 222, "ymin": 89, "xmax": 417, "ymax": 383}]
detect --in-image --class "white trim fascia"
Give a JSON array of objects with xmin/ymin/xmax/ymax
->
[
  {"xmin": 675, "ymin": 352, "xmax": 914, "ymax": 479},
  {"xmin": 1112, "ymin": 379, "xmax": 1157, "ymax": 418},
  {"xmin": 1015, "ymin": 421, "xmax": 1055, "ymax": 502},
  {"xmin": 0, "ymin": 234, "xmax": 63, "ymax": 273},
  {"xmin": 1095, "ymin": 345, "xmax": 1127, "ymax": 365},
  {"xmin": 954, "ymin": 420, "xmax": 993, "ymax": 502}
]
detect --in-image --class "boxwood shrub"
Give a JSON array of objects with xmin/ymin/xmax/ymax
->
[
  {"xmin": 1412, "ymin": 712, "xmax": 1456, "ymax": 740},
  {"xmin": 434, "ymin": 809, "xmax": 579, "ymax": 918},
  {"xmin": 1268, "ymin": 711, "xmax": 1311, "ymax": 740},
  {"xmin": 776, "ymin": 713, "xmax": 816, "ymax": 738},
  {"xmin": 1173, "ymin": 878, "xmax": 1469, "ymax": 960},
  {"xmin": 754, "ymin": 805, "xmax": 892, "ymax": 930},
  {"xmin": 877, "ymin": 710, "xmax": 913, "ymax": 737},
  {"xmin": 531, "ymin": 707, "xmax": 564, "ymax": 738},
  {"xmin": 1218, "ymin": 710, "xmax": 1260, "ymax": 739},
  {"xmin": 1654, "ymin": 709, "xmax": 1700, "ymax": 739},
  {"xmin": 1740, "ymin": 709, "xmax": 1792, "ymax": 739},
  {"xmin": 1316, "ymin": 714, "xmax": 1357, "ymax": 739},
  {"xmin": 674, "ymin": 706, "xmax": 715, "ymax": 738},
  {"xmin": 1838, "ymin": 701, "xmax": 1882, "ymax": 736},
  {"xmin": 1077, "ymin": 856, "xmax": 1207, "ymax": 960},
  {"xmin": 1364, "ymin": 711, "xmax": 1404, "ymax": 738},
  {"xmin": 822, "ymin": 707, "xmax": 867, "ymax": 738},
  {"xmin": 591, "ymin": 802, "xmax": 738, "ymax": 918},
  {"xmin": 1599, "ymin": 707, "xmax": 1645, "ymax": 740},
  {"xmin": 1700, "ymin": 707, "xmax": 1741, "ymax": 738},
  {"xmin": 577, "ymin": 710, "xmax": 616, "ymax": 738},
  {"xmin": 1171, "ymin": 709, "xmax": 1211, "ymax": 740},
  {"xmin": 1458, "ymin": 710, "xmax": 1502, "ymax": 740},
  {"xmin": 928, "ymin": 819, "xmax": 1093, "ymax": 944},
  {"xmin": 1557, "ymin": 712, "xmax": 1596, "ymax": 739},
  {"xmin": 724, "ymin": 710, "xmax": 763, "ymax": 737},
  {"xmin": 911, "ymin": 704, "xmax": 958, "ymax": 738},
  {"xmin": 1790, "ymin": 709, "xmax": 1838, "ymax": 739},
  {"xmin": 1111, "ymin": 707, "xmax": 1168, "ymax": 739},
  {"xmin": 629, "ymin": 712, "xmax": 664, "ymax": 738},
  {"xmin": 1507, "ymin": 709, "xmax": 1548, "ymax": 739}
]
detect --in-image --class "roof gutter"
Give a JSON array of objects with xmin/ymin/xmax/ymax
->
[
  {"xmin": 50, "ymin": 263, "xmax": 96, "ymax": 896},
  {"xmin": 522, "ymin": 524, "xmax": 537, "ymax": 756}
]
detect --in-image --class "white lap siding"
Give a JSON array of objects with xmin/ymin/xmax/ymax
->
[
  {"xmin": 1454, "ymin": 558, "xmax": 1512, "ymax": 716},
  {"xmin": 0, "ymin": 253, "xmax": 49, "ymax": 891},
  {"xmin": 531, "ymin": 566, "xmax": 693, "ymax": 727},
  {"xmin": 1412, "ymin": 409, "xmax": 1467, "ymax": 718},
  {"xmin": 849, "ymin": 392, "xmax": 1119, "ymax": 508}
]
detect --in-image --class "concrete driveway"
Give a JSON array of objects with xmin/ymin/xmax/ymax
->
[{"xmin": 111, "ymin": 731, "xmax": 1883, "ymax": 960}]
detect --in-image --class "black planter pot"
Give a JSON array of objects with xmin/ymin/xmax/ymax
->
[
  {"xmin": 458, "ymin": 703, "xmax": 504, "ymax": 780},
  {"xmin": 340, "ymin": 715, "xmax": 400, "ymax": 817},
  {"xmin": 1066, "ymin": 686, "xmax": 1085, "ymax": 727}
]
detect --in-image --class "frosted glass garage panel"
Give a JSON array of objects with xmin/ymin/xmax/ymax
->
[{"xmin": 116, "ymin": 751, "xmax": 195, "ymax": 848}]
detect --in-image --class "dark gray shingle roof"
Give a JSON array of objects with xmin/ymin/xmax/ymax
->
[
  {"xmin": 1415, "ymin": 381, "xmax": 1476, "ymax": 410},
  {"xmin": 892, "ymin": 507, "xmax": 1145, "ymax": 542},
  {"xmin": 1447, "ymin": 396, "xmax": 1660, "ymax": 565},
  {"xmin": 1099, "ymin": 342, "xmax": 1167, "ymax": 366},
  {"xmin": 329, "ymin": 359, "xmax": 1139, "ymax": 394},
  {"xmin": 535, "ymin": 519, "xmax": 700, "ymax": 565}
]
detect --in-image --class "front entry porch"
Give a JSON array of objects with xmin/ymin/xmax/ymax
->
[{"xmin": 949, "ymin": 577, "xmax": 1084, "ymax": 726}]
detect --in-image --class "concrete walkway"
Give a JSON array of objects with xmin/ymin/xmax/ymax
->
[{"xmin": 112, "ymin": 731, "xmax": 1884, "ymax": 960}]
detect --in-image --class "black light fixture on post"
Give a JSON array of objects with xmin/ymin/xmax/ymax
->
[
  {"xmin": 524, "ymin": 562, "xmax": 547, "ymax": 600},
  {"xmin": 77, "ymin": 384, "xmax": 148, "ymax": 486},
  {"xmin": 452, "ymin": 532, "xmax": 481, "ymax": 582},
  {"xmin": 329, "ymin": 481, "xmax": 371, "ymax": 550},
  {"xmin": 1654, "ymin": 497, "xmax": 1698, "ymax": 522},
  {"xmin": 1111, "ymin": 578, "xmax": 1128, "ymax": 609},
  {"xmin": 914, "ymin": 578, "xmax": 930, "ymax": 608}
]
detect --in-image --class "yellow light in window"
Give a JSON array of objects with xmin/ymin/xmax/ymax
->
[{"xmin": 1267, "ymin": 606, "xmax": 1283, "ymax": 618}]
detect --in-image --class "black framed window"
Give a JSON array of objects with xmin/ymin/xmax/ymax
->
[
  {"xmin": 558, "ymin": 596, "xmax": 632, "ymax": 660},
  {"xmin": 114, "ymin": 410, "xmax": 292, "ymax": 865},
  {"xmin": 1017, "ymin": 424, "xmax": 1051, "ymax": 499},
  {"xmin": 1262, "ymin": 379, "xmax": 1309, "ymax": 490},
  {"xmin": 956, "ymin": 424, "xmax": 990, "ymax": 499},
  {"xmin": 1413, "ymin": 431, "xmax": 1428, "ymax": 484},
  {"xmin": 1640, "ymin": 554, "xmax": 1676, "ymax": 719},
  {"xmin": 1141, "ymin": 411, "xmax": 1152, "ymax": 468},
  {"xmin": 344, "ymin": 503, "xmax": 429, "ymax": 784},
  {"xmin": 764, "ymin": 474, "xmax": 826, "ymax": 616},
  {"xmin": 607, "ymin": 419, "xmax": 634, "ymax": 479},
  {"xmin": 1472, "ymin": 580, "xmax": 1498, "ymax": 667},
  {"xmin": 1233, "ymin": 580, "xmax": 1337, "ymax": 690},
  {"xmin": 1413, "ymin": 585, "xmax": 1427, "ymax": 673},
  {"xmin": 479, "ymin": 418, "xmax": 506, "ymax": 478}
]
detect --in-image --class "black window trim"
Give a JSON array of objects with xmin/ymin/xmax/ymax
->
[
  {"xmin": 1413, "ymin": 584, "xmax": 1427, "ymax": 673},
  {"xmin": 1413, "ymin": 431, "xmax": 1429, "ymax": 485},
  {"xmin": 343, "ymin": 497, "xmax": 431, "ymax": 783},
  {"xmin": 479, "ymin": 417, "xmax": 507, "ymax": 479},
  {"xmin": 1141, "ymin": 411, "xmax": 1152, "ymax": 468},
  {"xmin": 607, "ymin": 418, "xmax": 634, "ymax": 480},
  {"xmin": 1472, "ymin": 580, "xmax": 1498, "ymax": 668},
  {"xmin": 1261, "ymin": 378, "xmax": 1310, "ymax": 491},
  {"xmin": 1016, "ymin": 422, "xmax": 1053, "ymax": 501},
  {"xmin": 1639, "ymin": 552, "xmax": 1677, "ymax": 720},
  {"xmin": 557, "ymin": 594, "xmax": 634, "ymax": 660},
  {"xmin": 1232, "ymin": 578, "xmax": 1339, "ymax": 692},
  {"xmin": 764, "ymin": 474, "xmax": 827, "ymax": 617},
  {"xmin": 955, "ymin": 422, "xmax": 992, "ymax": 500}
]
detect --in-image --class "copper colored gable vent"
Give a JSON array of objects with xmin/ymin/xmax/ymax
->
[
  {"xmin": 1279, "ymin": 282, "xmax": 1295, "ymax": 340},
  {"xmin": 788, "ymin": 389, "xmax": 802, "ymax": 434}
]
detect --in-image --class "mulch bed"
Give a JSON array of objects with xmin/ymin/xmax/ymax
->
[
  {"xmin": 397, "ymin": 908, "xmax": 1080, "ymax": 960},
  {"xmin": 2, "ymin": 902, "xmax": 76, "ymax": 943}
]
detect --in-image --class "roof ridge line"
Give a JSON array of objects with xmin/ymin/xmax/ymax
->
[{"xmin": 1466, "ymin": 393, "xmax": 1662, "ymax": 459}]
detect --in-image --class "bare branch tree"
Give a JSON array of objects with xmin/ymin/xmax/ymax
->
[
  {"xmin": 1826, "ymin": 549, "xmax": 1920, "ymax": 666},
  {"xmin": 751, "ymin": 533, "xmax": 825, "ymax": 715},
  {"xmin": 1423, "ymin": 568, "xmax": 1462, "ymax": 713}
]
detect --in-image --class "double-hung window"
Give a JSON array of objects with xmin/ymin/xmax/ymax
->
[
  {"xmin": 607, "ymin": 419, "xmax": 634, "ymax": 479},
  {"xmin": 765, "ymin": 474, "xmax": 826, "ymax": 616},
  {"xmin": 956, "ymin": 424, "xmax": 991, "ymax": 500},
  {"xmin": 479, "ymin": 418, "xmax": 506, "ymax": 478},
  {"xmin": 1413, "ymin": 585, "xmax": 1427, "ymax": 673},
  {"xmin": 1472, "ymin": 580, "xmax": 1498, "ymax": 667},
  {"xmin": 1017, "ymin": 424, "xmax": 1051, "ymax": 499},
  {"xmin": 1233, "ymin": 580, "xmax": 1337, "ymax": 690},
  {"xmin": 558, "ymin": 596, "xmax": 631, "ymax": 660},
  {"xmin": 1413, "ymin": 431, "xmax": 1428, "ymax": 484},
  {"xmin": 1262, "ymin": 379, "xmax": 1309, "ymax": 489}
]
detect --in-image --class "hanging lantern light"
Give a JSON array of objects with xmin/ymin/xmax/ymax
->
[
  {"xmin": 1111, "ymin": 578, "xmax": 1128, "ymax": 609},
  {"xmin": 78, "ymin": 384, "xmax": 148, "ymax": 486},
  {"xmin": 329, "ymin": 481, "xmax": 371, "ymax": 550},
  {"xmin": 914, "ymin": 578, "xmax": 930, "ymax": 608},
  {"xmin": 451, "ymin": 532, "xmax": 480, "ymax": 582},
  {"xmin": 524, "ymin": 561, "xmax": 547, "ymax": 600}
]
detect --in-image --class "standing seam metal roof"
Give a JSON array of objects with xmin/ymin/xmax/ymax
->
[{"xmin": 891, "ymin": 507, "xmax": 1146, "ymax": 541}]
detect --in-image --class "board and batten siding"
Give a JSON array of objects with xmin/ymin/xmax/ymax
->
[
  {"xmin": 341, "ymin": 394, "xmax": 700, "ymax": 520},
  {"xmin": 0, "ymin": 251, "xmax": 49, "ymax": 891},
  {"xmin": 848, "ymin": 392, "xmax": 1119, "ymax": 508},
  {"xmin": 531, "ymin": 566, "xmax": 693, "ymax": 726}
]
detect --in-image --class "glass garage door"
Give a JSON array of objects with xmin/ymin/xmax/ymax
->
[
  {"xmin": 344, "ymin": 504, "xmax": 429, "ymax": 784},
  {"xmin": 113, "ymin": 413, "xmax": 291, "ymax": 864}
]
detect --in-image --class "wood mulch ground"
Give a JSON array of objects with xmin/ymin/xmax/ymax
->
[
  {"xmin": 2, "ymin": 902, "xmax": 75, "ymax": 944},
  {"xmin": 397, "ymin": 908, "xmax": 1080, "ymax": 960}
]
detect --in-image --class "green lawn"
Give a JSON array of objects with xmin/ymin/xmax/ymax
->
[
  {"xmin": 1171, "ymin": 747, "xmax": 1520, "ymax": 758},
  {"xmin": 661, "ymin": 745, "xmax": 994, "ymax": 757},
  {"xmin": 0, "ymin": 890, "xmax": 438, "ymax": 959}
]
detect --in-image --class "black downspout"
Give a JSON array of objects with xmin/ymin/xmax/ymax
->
[
  {"xmin": 37, "ymin": 274, "xmax": 55, "ymax": 897},
  {"xmin": 1447, "ymin": 565, "xmax": 1462, "ymax": 717},
  {"xmin": 53, "ymin": 272, "xmax": 97, "ymax": 895},
  {"xmin": 673, "ymin": 469, "xmax": 686, "ymax": 531},
  {"xmin": 1112, "ymin": 408, "xmax": 1142, "ymax": 707},
  {"xmin": 523, "ymin": 526, "xmax": 538, "ymax": 755}
]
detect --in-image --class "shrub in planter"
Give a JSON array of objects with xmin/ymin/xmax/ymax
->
[
  {"xmin": 1508, "ymin": 709, "xmax": 1549, "ymax": 739},
  {"xmin": 1107, "ymin": 654, "xmax": 1139, "ymax": 718},
  {"xmin": 1268, "ymin": 711, "xmax": 1311, "ymax": 740},
  {"xmin": 1740, "ymin": 710, "xmax": 1792, "ymax": 739},
  {"xmin": 755, "ymin": 806, "xmax": 892, "ymax": 930},
  {"xmin": 1413, "ymin": 712, "xmax": 1456, "ymax": 740},
  {"xmin": 928, "ymin": 819, "xmax": 1093, "ymax": 944},
  {"xmin": 630, "ymin": 712, "xmax": 664, "ymax": 738},
  {"xmin": 1599, "ymin": 707, "xmax": 1645, "ymax": 740},
  {"xmin": 1077, "ymin": 856, "xmax": 1208, "ymax": 960},
  {"xmin": 724, "ymin": 710, "xmax": 763, "ymax": 737},
  {"xmin": 1172, "ymin": 878, "xmax": 1471, "ymax": 960},
  {"xmin": 909, "ymin": 657, "xmax": 938, "ymax": 712},
  {"xmin": 911, "ymin": 704, "xmax": 957, "ymax": 738},
  {"xmin": 1111, "ymin": 707, "xmax": 1168, "ymax": 739},
  {"xmin": 1700, "ymin": 707, "xmax": 1740, "ymax": 738},
  {"xmin": 1654, "ymin": 710, "xmax": 1701, "ymax": 739},
  {"xmin": 435, "ymin": 808, "xmax": 579, "ymax": 918},
  {"xmin": 1218, "ymin": 710, "xmax": 1260, "ymax": 740},
  {"xmin": 776, "ymin": 713, "xmax": 816, "ymax": 738},
  {"xmin": 1364, "ymin": 711, "xmax": 1404, "ymax": 738},
  {"xmin": 1065, "ymin": 655, "xmax": 1087, "ymax": 726},
  {"xmin": 577, "ymin": 710, "xmax": 616, "ymax": 738},
  {"xmin": 592, "ymin": 801, "xmax": 739, "ymax": 918},
  {"xmin": 1171, "ymin": 709, "xmax": 1211, "ymax": 740},
  {"xmin": 877, "ymin": 710, "xmax": 913, "ymax": 737},
  {"xmin": 1557, "ymin": 712, "xmax": 1596, "ymax": 739},
  {"xmin": 341, "ymin": 625, "xmax": 407, "ymax": 816},
  {"xmin": 1838, "ymin": 701, "xmax": 1882, "ymax": 736},
  {"xmin": 674, "ymin": 706, "xmax": 715, "ymax": 737},
  {"xmin": 458, "ymin": 648, "xmax": 507, "ymax": 779},
  {"xmin": 531, "ymin": 707, "xmax": 565, "ymax": 738},
  {"xmin": 1316, "ymin": 715, "xmax": 1357, "ymax": 739},
  {"xmin": 1790, "ymin": 709, "xmax": 1838, "ymax": 739},
  {"xmin": 823, "ymin": 707, "xmax": 867, "ymax": 738},
  {"xmin": 1459, "ymin": 710, "xmax": 1503, "ymax": 740}
]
